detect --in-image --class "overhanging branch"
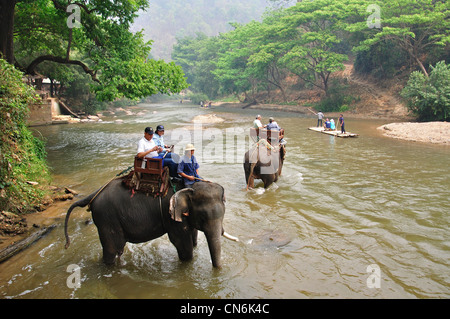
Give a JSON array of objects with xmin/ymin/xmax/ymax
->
[{"xmin": 26, "ymin": 55, "xmax": 100, "ymax": 83}]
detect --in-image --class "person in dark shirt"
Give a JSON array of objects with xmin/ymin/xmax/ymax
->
[
  {"xmin": 153, "ymin": 124, "xmax": 178, "ymax": 177},
  {"xmin": 339, "ymin": 114, "xmax": 346, "ymax": 134},
  {"xmin": 177, "ymin": 143, "xmax": 202, "ymax": 187}
]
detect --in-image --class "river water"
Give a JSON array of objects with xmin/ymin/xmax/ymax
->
[{"xmin": 1, "ymin": 102, "xmax": 449, "ymax": 299}]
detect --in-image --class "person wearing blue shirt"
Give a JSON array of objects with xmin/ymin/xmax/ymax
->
[
  {"xmin": 266, "ymin": 117, "xmax": 280, "ymax": 131},
  {"xmin": 266, "ymin": 117, "xmax": 286, "ymax": 145},
  {"xmin": 177, "ymin": 143, "xmax": 202, "ymax": 187},
  {"xmin": 153, "ymin": 125, "xmax": 179, "ymax": 177},
  {"xmin": 324, "ymin": 118, "xmax": 331, "ymax": 130}
]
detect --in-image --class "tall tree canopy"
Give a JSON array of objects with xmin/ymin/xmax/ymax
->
[
  {"xmin": 0, "ymin": 0, "xmax": 188, "ymax": 101},
  {"xmin": 350, "ymin": 0, "xmax": 450, "ymax": 77},
  {"xmin": 173, "ymin": 0, "xmax": 449, "ymax": 109}
]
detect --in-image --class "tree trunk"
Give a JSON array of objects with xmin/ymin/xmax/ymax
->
[
  {"xmin": 414, "ymin": 56, "xmax": 429, "ymax": 78},
  {"xmin": 0, "ymin": 0, "xmax": 16, "ymax": 64},
  {"xmin": 0, "ymin": 226, "xmax": 56, "ymax": 263}
]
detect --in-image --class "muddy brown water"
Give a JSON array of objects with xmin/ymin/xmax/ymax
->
[{"xmin": 1, "ymin": 102, "xmax": 449, "ymax": 298}]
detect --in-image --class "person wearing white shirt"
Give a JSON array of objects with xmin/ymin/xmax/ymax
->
[
  {"xmin": 137, "ymin": 127, "xmax": 162, "ymax": 159},
  {"xmin": 253, "ymin": 115, "xmax": 263, "ymax": 129},
  {"xmin": 253, "ymin": 115, "xmax": 263, "ymax": 141}
]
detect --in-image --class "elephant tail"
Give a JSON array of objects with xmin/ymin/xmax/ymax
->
[{"xmin": 64, "ymin": 193, "xmax": 95, "ymax": 249}]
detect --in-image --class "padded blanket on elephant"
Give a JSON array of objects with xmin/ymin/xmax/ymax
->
[{"xmin": 122, "ymin": 167, "xmax": 171, "ymax": 198}]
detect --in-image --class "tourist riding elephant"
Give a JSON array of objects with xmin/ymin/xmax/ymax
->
[
  {"xmin": 244, "ymin": 138, "xmax": 286, "ymax": 189},
  {"xmin": 64, "ymin": 180, "xmax": 237, "ymax": 268}
]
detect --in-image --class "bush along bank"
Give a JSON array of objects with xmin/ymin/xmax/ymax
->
[{"xmin": 0, "ymin": 58, "xmax": 52, "ymax": 216}]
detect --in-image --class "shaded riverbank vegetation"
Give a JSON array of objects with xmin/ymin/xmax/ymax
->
[
  {"xmin": 0, "ymin": 0, "xmax": 190, "ymax": 217},
  {"xmin": 0, "ymin": 59, "xmax": 51, "ymax": 215},
  {"xmin": 172, "ymin": 0, "xmax": 449, "ymax": 120}
]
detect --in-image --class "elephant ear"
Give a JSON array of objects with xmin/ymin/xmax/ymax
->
[{"xmin": 169, "ymin": 188, "xmax": 194, "ymax": 222}]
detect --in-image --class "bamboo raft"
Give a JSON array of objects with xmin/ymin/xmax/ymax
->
[{"xmin": 308, "ymin": 127, "xmax": 359, "ymax": 138}]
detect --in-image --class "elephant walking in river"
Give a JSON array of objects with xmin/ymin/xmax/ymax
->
[
  {"xmin": 244, "ymin": 139, "xmax": 286, "ymax": 189},
  {"xmin": 64, "ymin": 179, "xmax": 236, "ymax": 268}
]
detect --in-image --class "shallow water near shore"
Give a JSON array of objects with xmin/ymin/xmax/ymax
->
[{"xmin": 1, "ymin": 102, "xmax": 449, "ymax": 299}]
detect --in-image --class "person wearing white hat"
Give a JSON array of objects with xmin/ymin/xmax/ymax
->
[{"xmin": 177, "ymin": 143, "xmax": 202, "ymax": 187}]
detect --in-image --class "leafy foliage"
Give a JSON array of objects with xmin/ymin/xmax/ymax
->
[
  {"xmin": 0, "ymin": 58, "xmax": 51, "ymax": 214},
  {"xmin": 173, "ymin": 0, "xmax": 449, "ymax": 121},
  {"xmin": 401, "ymin": 61, "xmax": 450, "ymax": 121},
  {"xmin": 350, "ymin": 0, "xmax": 450, "ymax": 77},
  {"xmin": 11, "ymin": 0, "xmax": 189, "ymax": 103}
]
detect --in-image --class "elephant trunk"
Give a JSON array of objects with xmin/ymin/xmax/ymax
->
[{"xmin": 204, "ymin": 223, "xmax": 223, "ymax": 268}]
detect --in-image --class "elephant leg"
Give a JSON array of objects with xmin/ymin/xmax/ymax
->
[
  {"xmin": 246, "ymin": 174, "xmax": 255, "ymax": 189},
  {"xmin": 263, "ymin": 175, "xmax": 276, "ymax": 188},
  {"xmin": 167, "ymin": 230, "xmax": 194, "ymax": 262},
  {"xmin": 97, "ymin": 227, "xmax": 126, "ymax": 265},
  {"xmin": 192, "ymin": 229, "xmax": 198, "ymax": 247}
]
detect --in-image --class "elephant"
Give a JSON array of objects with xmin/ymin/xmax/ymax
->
[
  {"xmin": 244, "ymin": 137, "xmax": 286, "ymax": 189},
  {"xmin": 64, "ymin": 179, "xmax": 237, "ymax": 268}
]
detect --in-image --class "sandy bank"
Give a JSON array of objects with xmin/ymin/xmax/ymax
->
[
  {"xmin": 377, "ymin": 122, "xmax": 450, "ymax": 145},
  {"xmin": 212, "ymin": 101, "xmax": 411, "ymax": 120},
  {"xmin": 192, "ymin": 113, "xmax": 225, "ymax": 124}
]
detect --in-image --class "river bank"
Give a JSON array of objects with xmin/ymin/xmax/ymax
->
[
  {"xmin": 213, "ymin": 100, "xmax": 412, "ymax": 119},
  {"xmin": 377, "ymin": 122, "xmax": 450, "ymax": 145},
  {"xmin": 0, "ymin": 189, "xmax": 77, "ymax": 260}
]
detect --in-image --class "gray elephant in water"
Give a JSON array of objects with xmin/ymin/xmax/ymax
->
[
  {"xmin": 64, "ymin": 180, "xmax": 237, "ymax": 268},
  {"xmin": 244, "ymin": 139, "xmax": 286, "ymax": 189}
]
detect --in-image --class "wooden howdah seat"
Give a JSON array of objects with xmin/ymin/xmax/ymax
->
[
  {"xmin": 249, "ymin": 128, "xmax": 284, "ymax": 145},
  {"xmin": 134, "ymin": 156, "xmax": 164, "ymax": 179},
  {"xmin": 128, "ymin": 156, "xmax": 168, "ymax": 194}
]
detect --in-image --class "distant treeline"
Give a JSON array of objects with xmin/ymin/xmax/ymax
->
[
  {"xmin": 131, "ymin": 0, "xmax": 271, "ymax": 60},
  {"xmin": 172, "ymin": 0, "xmax": 449, "ymax": 120}
]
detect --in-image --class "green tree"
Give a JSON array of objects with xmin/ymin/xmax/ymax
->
[
  {"xmin": 172, "ymin": 33, "xmax": 221, "ymax": 99},
  {"xmin": 401, "ymin": 61, "xmax": 450, "ymax": 121},
  {"xmin": 246, "ymin": 13, "xmax": 293, "ymax": 102},
  {"xmin": 213, "ymin": 22, "xmax": 260, "ymax": 102},
  {"xmin": 350, "ymin": 0, "xmax": 450, "ymax": 77},
  {"xmin": 278, "ymin": 0, "xmax": 358, "ymax": 95},
  {"xmin": 0, "ymin": 0, "xmax": 188, "ymax": 102}
]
